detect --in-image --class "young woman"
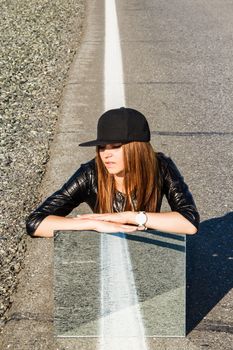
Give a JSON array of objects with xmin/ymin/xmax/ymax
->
[{"xmin": 26, "ymin": 107, "xmax": 200, "ymax": 238}]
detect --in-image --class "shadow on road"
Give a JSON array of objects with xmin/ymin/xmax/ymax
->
[{"xmin": 186, "ymin": 211, "xmax": 233, "ymax": 333}]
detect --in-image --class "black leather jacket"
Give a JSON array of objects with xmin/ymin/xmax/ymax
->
[{"xmin": 26, "ymin": 152, "xmax": 200, "ymax": 236}]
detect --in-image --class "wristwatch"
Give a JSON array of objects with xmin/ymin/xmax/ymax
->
[{"xmin": 135, "ymin": 211, "xmax": 148, "ymax": 230}]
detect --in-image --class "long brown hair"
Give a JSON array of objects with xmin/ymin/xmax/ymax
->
[{"xmin": 95, "ymin": 142, "xmax": 161, "ymax": 213}]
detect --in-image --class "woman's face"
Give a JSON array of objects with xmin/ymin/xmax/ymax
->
[{"xmin": 99, "ymin": 143, "xmax": 125, "ymax": 177}]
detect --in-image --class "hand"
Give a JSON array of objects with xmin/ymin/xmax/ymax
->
[
  {"xmin": 78, "ymin": 212, "xmax": 134, "ymax": 225},
  {"xmin": 74, "ymin": 215, "xmax": 137, "ymax": 233},
  {"xmin": 92, "ymin": 220, "xmax": 138, "ymax": 233}
]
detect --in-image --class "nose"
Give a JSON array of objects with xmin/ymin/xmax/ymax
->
[{"xmin": 103, "ymin": 148, "xmax": 113, "ymax": 158}]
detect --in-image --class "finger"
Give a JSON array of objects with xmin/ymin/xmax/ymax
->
[
  {"xmin": 90, "ymin": 216, "xmax": 115, "ymax": 222},
  {"xmin": 81, "ymin": 214, "xmax": 111, "ymax": 220},
  {"xmin": 78, "ymin": 214, "xmax": 96, "ymax": 218},
  {"xmin": 137, "ymin": 226, "xmax": 145, "ymax": 231},
  {"xmin": 77, "ymin": 214, "xmax": 101, "ymax": 220},
  {"xmin": 120, "ymin": 225, "xmax": 137, "ymax": 232}
]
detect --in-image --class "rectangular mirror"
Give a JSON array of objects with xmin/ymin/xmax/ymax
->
[{"xmin": 54, "ymin": 230, "xmax": 186, "ymax": 338}]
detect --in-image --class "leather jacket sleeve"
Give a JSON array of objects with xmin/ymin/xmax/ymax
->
[
  {"xmin": 26, "ymin": 159, "xmax": 97, "ymax": 236},
  {"xmin": 159, "ymin": 153, "xmax": 200, "ymax": 231}
]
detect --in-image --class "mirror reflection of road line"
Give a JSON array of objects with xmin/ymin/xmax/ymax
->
[
  {"xmin": 100, "ymin": 234, "xmax": 147, "ymax": 349},
  {"xmin": 100, "ymin": 0, "xmax": 148, "ymax": 349}
]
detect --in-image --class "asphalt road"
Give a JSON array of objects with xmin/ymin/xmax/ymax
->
[{"xmin": 1, "ymin": 0, "xmax": 232, "ymax": 349}]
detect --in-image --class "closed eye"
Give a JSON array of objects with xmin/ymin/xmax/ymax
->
[
  {"xmin": 111, "ymin": 143, "xmax": 122, "ymax": 149},
  {"xmin": 98, "ymin": 143, "xmax": 122, "ymax": 151}
]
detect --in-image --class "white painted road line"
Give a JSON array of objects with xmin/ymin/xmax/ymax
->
[
  {"xmin": 104, "ymin": 0, "xmax": 125, "ymax": 109},
  {"xmin": 100, "ymin": 0, "xmax": 148, "ymax": 349}
]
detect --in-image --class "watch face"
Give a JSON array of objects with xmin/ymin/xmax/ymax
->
[{"xmin": 136, "ymin": 212, "xmax": 147, "ymax": 225}]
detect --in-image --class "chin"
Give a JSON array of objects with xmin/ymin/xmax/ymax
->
[
  {"xmin": 107, "ymin": 169, "xmax": 118, "ymax": 175},
  {"xmin": 107, "ymin": 169, "xmax": 124, "ymax": 176}
]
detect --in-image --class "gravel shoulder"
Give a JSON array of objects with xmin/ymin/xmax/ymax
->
[{"xmin": 0, "ymin": 0, "xmax": 86, "ymax": 326}]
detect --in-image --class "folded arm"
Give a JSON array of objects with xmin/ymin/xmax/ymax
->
[
  {"xmin": 32, "ymin": 215, "xmax": 138, "ymax": 238},
  {"xmin": 79, "ymin": 210, "xmax": 197, "ymax": 234}
]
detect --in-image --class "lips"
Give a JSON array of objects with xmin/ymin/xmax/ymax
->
[{"xmin": 105, "ymin": 162, "xmax": 115, "ymax": 167}]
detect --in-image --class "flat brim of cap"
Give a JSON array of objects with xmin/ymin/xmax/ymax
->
[{"xmin": 79, "ymin": 139, "xmax": 126, "ymax": 147}]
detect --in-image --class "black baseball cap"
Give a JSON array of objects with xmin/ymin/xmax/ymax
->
[{"xmin": 79, "ymin": 107, "xmax": 151, "ymax": 147}]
